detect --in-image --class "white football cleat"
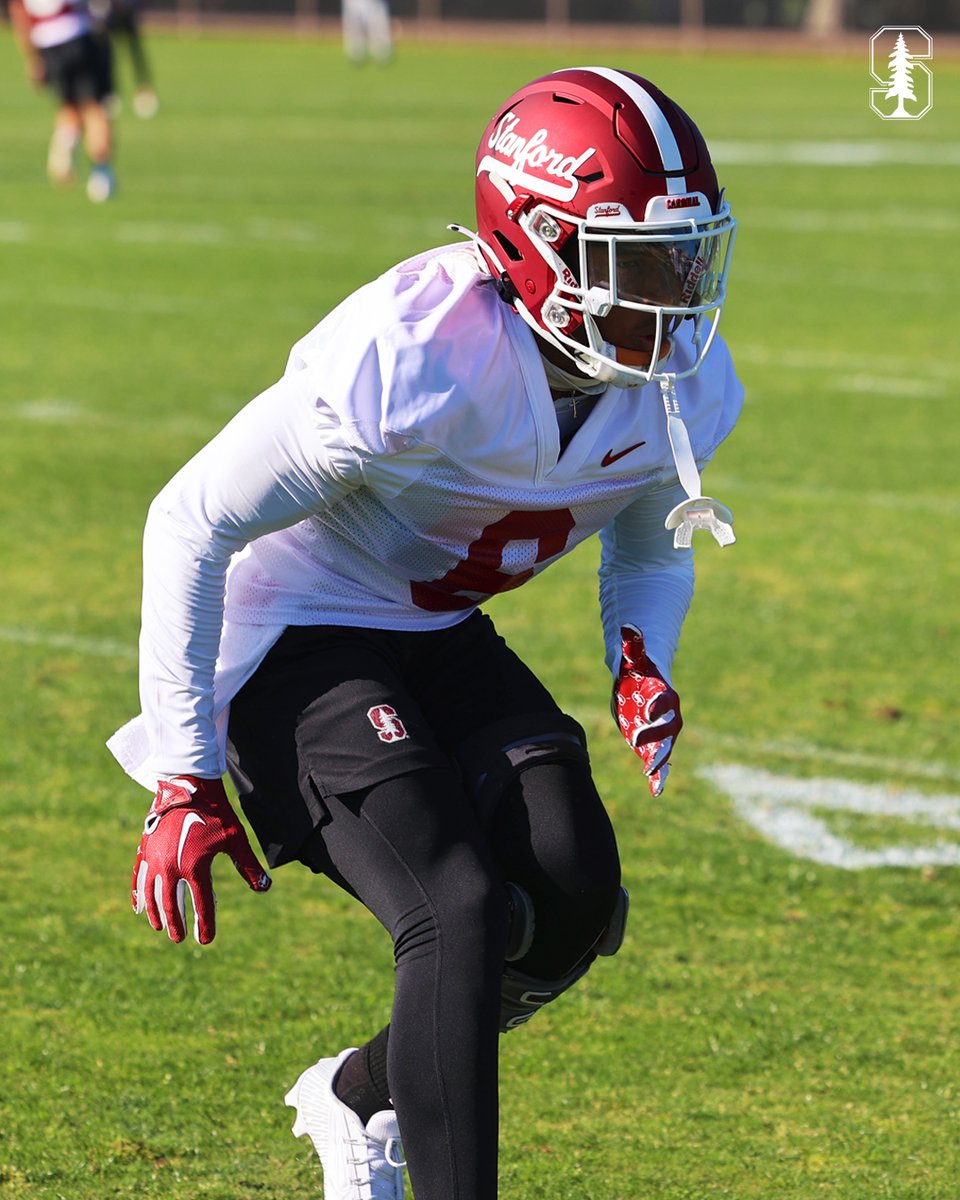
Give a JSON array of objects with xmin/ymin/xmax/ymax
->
[
  {"xmin": 86, "ymin": 165, "xmax": 116, "ymax": 204},
  {"xmin": 133, "ymin": 87, "xmax": 159, "ymax": 119},
  {"xmin": 285, "ymin": 1048, "xmax": 405, "ymax": 1200}
]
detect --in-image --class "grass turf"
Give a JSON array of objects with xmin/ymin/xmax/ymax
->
[{"xmin": 1, "ymin": 28, "xmax": 958, "ymax": 1199}]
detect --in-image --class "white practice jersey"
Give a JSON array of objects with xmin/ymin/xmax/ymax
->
[
  {"xmin": 110, "ymin": 243, "xmax": 743, "ymax": 786},
  {"xmin": 20, "ymin": 0, "xmax": 93, "ymax": 48}
]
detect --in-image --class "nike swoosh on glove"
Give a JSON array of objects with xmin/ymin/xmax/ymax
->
[
  {"xmin": 131, "ymin": 776, "xmax": 271, "ymax": 944},
  {"xmin": 613, "ymin": 624, "xmax": 683, "ymax": 798}
]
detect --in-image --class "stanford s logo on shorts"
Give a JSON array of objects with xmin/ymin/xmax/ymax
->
[{"xmin": 367, "ymin": 704, "xmax": 409, "ymax": 743}]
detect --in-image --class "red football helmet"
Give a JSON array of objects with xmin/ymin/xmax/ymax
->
[{"xmin": 468, "ymin": 67, "xmax": 736, "ymax": 387}]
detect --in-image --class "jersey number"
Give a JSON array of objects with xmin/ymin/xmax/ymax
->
[{"xmin": 410, "ymin": 509, "xmax": 576, "ymax": 612}]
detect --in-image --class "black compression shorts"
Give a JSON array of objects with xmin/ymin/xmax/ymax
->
[
  {"xmin": 226, "ymin": 611, "xmax": 587, "ymax": 868},
  {"xmin": 40, "ymin": 32, "xmax": 111, "ymax": 105}
]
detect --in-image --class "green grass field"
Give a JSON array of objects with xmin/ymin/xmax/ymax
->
[{"xmin": 1, "ymin": 26, "xmax": 959, "ymax": 1200}]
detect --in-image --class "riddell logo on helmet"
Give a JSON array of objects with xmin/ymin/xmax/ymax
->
[
  {"xmin": 679, "ymin": 254, "xmax": 707, "ymax": 305},
  {"xmin": 478, "ymin": 111, "xmax": 596, "ymax": 203}
]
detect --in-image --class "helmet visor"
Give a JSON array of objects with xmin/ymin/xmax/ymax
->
[{"xmin": 582, "ymin": 219, "xmax": 732, "ymax": 311}]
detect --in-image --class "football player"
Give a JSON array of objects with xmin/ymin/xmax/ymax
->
[
  {"xmin": 90, "ymin": 0, "xmax": 159, "ymax": 118},
  {"xmin": 110, "ymin": 67, "xmax": 743, "ymax": 1200},
  {"xmin": 342, "ymin": 0, "xmax": 393, "ymax": 64},
  {"xmin": 8, "ymin": 0, "xmax": 117, "ymax": 201}
]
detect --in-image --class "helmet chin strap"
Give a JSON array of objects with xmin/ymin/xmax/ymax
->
[
  {"xmin": 588, "ymin": 338, "xmax": 736, "ymax": 550},
  {"xmin": 562, "ymin": 340, "xmax": 737, "ymax": 551},
  {"xmin": 659, "ymin": 376, "xmax": 735, "ymax": 549}
]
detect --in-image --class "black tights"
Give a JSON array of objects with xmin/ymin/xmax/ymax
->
[{"xmin": 299, "ymin": 758, "xmax": 621, "ymax": 1200}]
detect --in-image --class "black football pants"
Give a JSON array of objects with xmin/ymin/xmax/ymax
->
[{"xmin": 227, "ymin": 614, "xmax": 622, "ymax": 1200}]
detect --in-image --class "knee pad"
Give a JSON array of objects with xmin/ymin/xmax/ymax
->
[
  {"xmin": 499, "ymin": 959, "xmax": 591, "ymax": 1032},
  {"xmin": 595, "ymin": 886, "xmax": 629, "ymax": 957},
  {"xmin": 499, "ymin": 885, "xmax": 628, "ymax": 1031},
  {"xmin": 505, "ymin": 881, "xmax": 535, "ymax": 962},
  {"xmin": 506, "ymin": 882, "xmax": 627, "ymax": 963}
]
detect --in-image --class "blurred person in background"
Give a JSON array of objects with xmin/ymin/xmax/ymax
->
[
  {"xmin": 110, "ymin": 66, "xmax": 742, "ymax": 1200},
  {"xmin": 342, "ymin": 0, "xmax": 392, "ymax": 64},
  {"xmin": 9, "ymin": 0, "xmax": 117, "ymax": 201},
  {"xmin": 90, "ymin": 0, "xmax": 158, "ymax": 118}
]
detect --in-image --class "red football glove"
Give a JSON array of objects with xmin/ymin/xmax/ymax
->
[
  {"xmin": 613, "ymin": 625, "xmax": 683, "ymax": 798},
  {"xmin": 131, "ymin": 776, "xmax": 272, "ymax": 945}
]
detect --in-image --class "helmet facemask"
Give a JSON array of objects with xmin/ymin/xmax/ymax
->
[{"xmin": 516, "ymin": 195, "xmax": 736, "ymax": 389}]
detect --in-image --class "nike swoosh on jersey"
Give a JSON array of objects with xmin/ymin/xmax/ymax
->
[
  {"xmin": 177, "ymin": 812, "xmax": 206, "ymax": 869},
  {"xmin": 601, "ymin": 441, "xmax": 646, "ymax": 467}
]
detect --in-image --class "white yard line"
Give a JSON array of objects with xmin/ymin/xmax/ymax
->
[
  {"xmin": 696, "ymin": 730, "xmax": 960, "ymax": 785},
  {"xmin": 700, "ymin": 763, "xmax": 960, "ymax": 870},
  {"xmin": 0, "ymin": 218, "xmax": 327, "ymax": 247},
  {"xmin": 0, "ymin": 625, "xmax": 137, "ymax": 661},
  {"xmin": 832, "ymin": 374, "xmax": 947, "ymax": 397},
  {"xmin": 712, "ymin": 141, "xmax": 960, "ymax": 167},
  {"xmin": 0, "ymin": 222, "xmax": 30, "ymax": 243},
  {"xmin": 735, "ymin": 344, "xmax": 960, "ymax": 381},
  {"xmin": 740, "ymin": 207, "xmax": 960, "ymax": 233},
  {"xmin": 0, "ymin": 283, "xmax": 207, "ymax": 316},
  {"xmin": 8, "ymin": 398, "xmax": 230, "ymax": 441},
  {"xmin": 115, "ymin": 222, "xmax": 228, "ymax": 244},
  {"xmin": 698, "ymin": 474, "xmax": 960, "ymax": 516},
  {"xmin": 11, "ymin": 399, "xmax": 87, "ymax": 422}
]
